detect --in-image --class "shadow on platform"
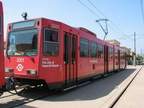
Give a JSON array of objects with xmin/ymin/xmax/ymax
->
[{"xmin": 42, "ymin": 68, "xmax": 136, "ymax": 101}]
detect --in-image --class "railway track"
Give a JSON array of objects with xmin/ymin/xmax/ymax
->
[{"xmin": 0, "ymin": 87, "xmax": 57, "ymax": 108}]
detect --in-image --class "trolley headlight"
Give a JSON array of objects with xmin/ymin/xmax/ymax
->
[
  {"xmin": 26, "ymin": 69, "xmax": 37, "ymax": 75},
  {"xmin": 5, "ymin": 68, "xmax": 14, "ymax": 73}
]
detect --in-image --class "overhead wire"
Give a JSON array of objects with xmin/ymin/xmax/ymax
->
[
  {"xmin": 77, "ymin": 0, "xmax": 101, "ymax": 19},
  {"xmin": 85, "ymin": 0, "xmax": 144, "ymax": 52},
  {"xmin": 77, "ymin": 0, "xmax": 123, "ymax": 38},
  {"xmin": 77, "ymin": 0, "xmax": 144, "ymax": 53},
  {"xmin": 77, "ymin": 0, "xmax": 133, "ymax": 45},
  {"xmin": 87, "ymin": 0, "xmax": 127, "ymax": 37},
  {"xmin": 87, "ymin": 0, "xmax": 107, "ymax": 18},
  {"xmin": 87, "ymin": 0, "xmax": 144, "ymax": 49}
]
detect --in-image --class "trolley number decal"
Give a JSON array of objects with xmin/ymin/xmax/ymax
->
[
  {"xmin": 17, "ymin": 58, "xmax": 24, "ymax": 62},
  {"xmin": 51, "ymin": 23, "xmax": 60, "ymax": 29}
]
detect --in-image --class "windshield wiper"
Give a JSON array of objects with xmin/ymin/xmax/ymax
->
[{"xmin": 27, "ymin": 54, "xmax": 35, "ymax": 63}]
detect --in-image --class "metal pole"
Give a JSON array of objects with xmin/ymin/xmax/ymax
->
[{"xmin": 133, "ymin": 32, "xmax": 136, "ymax": 66}]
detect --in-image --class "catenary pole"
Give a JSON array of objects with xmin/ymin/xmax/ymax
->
[{"xmin": 133, "ymin": 32, "xmax": 136, "ymax": 66}]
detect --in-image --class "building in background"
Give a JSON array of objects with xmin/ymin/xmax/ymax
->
[{"xmin": 105, "ymin": 39, "xmax": 132, "ymax": 65}]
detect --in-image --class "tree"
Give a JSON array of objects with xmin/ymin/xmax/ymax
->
[{"xmin": 136, "ymin": 56, "xmax": 143, "ymax": 64}]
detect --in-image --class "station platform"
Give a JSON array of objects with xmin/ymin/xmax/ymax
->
[
  {"xmin": 113, "ymin": 65, "xmax": 144, "ymax": 108},
  {"xmin": 16, "ymin": 65, "xmax": 144, "ymax": 108}
]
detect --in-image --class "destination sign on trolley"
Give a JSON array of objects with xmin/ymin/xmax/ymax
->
[{"xmin": 12, "ymin": 20, "xmax": 35, "ymax": 29}]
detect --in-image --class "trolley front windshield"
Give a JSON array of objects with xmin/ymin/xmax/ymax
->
[{"xmin": 7, "ymin": 29, "xmax": 38, "ymax": 56}]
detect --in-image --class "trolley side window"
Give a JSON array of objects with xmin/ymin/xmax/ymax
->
[
  {"xmin": 115, "ymin": 50, "xmax": 118, "ymax": 59},
  {"xmin": 98, "ymin": 43, "xmax": 103, "ymax": 58},
  {"xmin": 64, "ymin": 34, "xmax": 68, "ymax": 64},
  {"xmin": 120, "ymin": 51, "xmax": 125, "ymax": 59},
  {"xmin": 44, "ymin": 28, "xmax": 58, "ymax": 56},
  {"xmin": 80, "ymin": 37, "xmax": 89, "ymax": 57},
  {"xmin": 90, "ymin": 41, "xmax": 97, "ymax": 58},
  {"xmin": 0, "ymin": 16, "xmax": 1, "ymax": 52},
  {"xmin": 123, "ymin": 52, "xmax": 126, "ymax": 59},
  {"xmin": 109, "ymin": 47, "xmax": 113, "ymax": 59}
]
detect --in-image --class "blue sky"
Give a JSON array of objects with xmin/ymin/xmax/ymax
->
[{"xmin": 1, "ymin": 0, "xmax": 144, "ymax": 54}]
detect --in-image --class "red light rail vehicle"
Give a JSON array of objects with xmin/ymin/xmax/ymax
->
[
  {"xmin": 5, "ymin": 16, "xmax": 127, "ymax": 91},
  {"xmin": 0, "ymin": 1, "xmax": 5, "ymax": 95}
]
